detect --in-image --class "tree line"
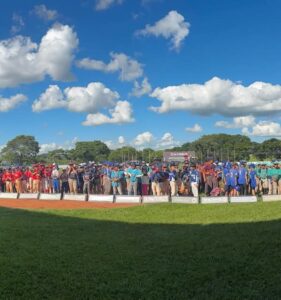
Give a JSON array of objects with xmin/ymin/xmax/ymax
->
[{"xmin": 0, "ymin": 134, "xmax": 281, "ymax": 165}]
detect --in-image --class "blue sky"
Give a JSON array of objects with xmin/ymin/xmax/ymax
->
[{"xmin": 1, "ymin": 0, "xmax": 281, "ymax": 152}]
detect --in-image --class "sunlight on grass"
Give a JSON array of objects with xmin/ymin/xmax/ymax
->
[{"xmin": 1, "ymin": 202, "xmax": 281, "ymax": 299}]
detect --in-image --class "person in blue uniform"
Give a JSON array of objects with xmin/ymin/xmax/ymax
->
[
  {"xmin": 229, "ymin": 164, "xmax": 239, "ymax": 196},
  {"xmin": 168, "ymin": 164, "xmax": 178, "ymax": 196},
  {"xmin": 189, "ymin": 164, "xmax": 200, "ymax": 197},
  {"xmin": 102, "ymin": 163, "xmax": 112, "ymax": 195},
  {"xmin": 249, "ymin": 164, "xmax": 257, "ymax": 196},
  {"xmin": 126, "ymin": 163, "xmax": 142, "ymax": 195},
  {"xmin": 223, "ymin": 165, "xmax": 232, "ymax": 196},
  {"xmin": 110, "ymin": 165, "xmax": 123, "ymax": 195},
  {"xmin": 238, "ymin": 162, "xmax": 248, "ymax": 196}
]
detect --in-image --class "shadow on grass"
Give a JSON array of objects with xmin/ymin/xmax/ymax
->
[{"xmin": 0, "ymin": 206, "xmax": 281, "ymax": 299}]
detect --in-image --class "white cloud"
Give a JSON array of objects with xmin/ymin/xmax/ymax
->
[
  {"xmin": 82, "ymin": 101, "xmax": 134, "ymax": 126},
  {"xmin": 0, "ymin": 24, "xmax": 78, "ymax": 88},
  {"xmin": 39, "ymin": 143, "xmax": 62, "ymax": 154},
  {"xmin": 32, "ymin": 82, "xmax": 118, "ymax": 113},
  {"xmin": 134, "ymin": 131, "xmax": 153, "ymax": 146},
  {"xmin": 32, "ymin": 85, "xmax": 66, "ymax": 112},
  {"xmin": 118, "ymin": 136, "xmax": 125, "ymax": 145},
  {"xmin": 151, "ymin": 77, "xmax": 281, "ymax": 117},
  {"xmin": 33, "ymin": 4, "xmax": 58, "ymax": 21},
  {"xmin": 156, "ymin": 132, "xmax": 180, "ymax": 149},
  {"xmin": 11, "ymin": 13, "xmax": 25, "ymax": 34},
  {"xmin": 95, "ymin": 0, "xmax": 160, "ymax": 10},
  {"xmin": 216, "ymin": 116, "xmax": 281, "ymax": 138},
  {"xmin": 104, "ymin": 140, "xmax": 114, "ymax": 149},
  {"xmin": 77, "ymin": 52, "xmax": 143, "ymax": 81},
  {"xmin": 65, "ymin": 83, "xmax": 118, "ymax": 113},
  {"xmin": 33, "ymin": 82, "xmax": 134, "ymax": 126},
  {"xmin": 136, "ymin": 10, "xmax": 190, "ymax": 51},
  {"xmin": 185, "ymin": 124, "xmax": 202, "ymax": 133},
  {"xmin": 95, "ymin": 0, "xmax": 124, "ymax": 10},
  {"xmin": 242, "ymin": 121, "xmax": 281, "ymax": 137},
  {"xmin": 64, "ymin": 137, "xmax": 79, "ymax": 150},
  {"xmin": 104, "ymin": 136, "xmax": 126, "ymax": 150},
  {"xmin": 0, "ymin": 94, "xmax": 27, "ymax": 112},
  {"xmin": 39, "ymin": 137, "xmax": 78, "ymax": 154},
  {"xmin": 131, "ymin": 77, "xmax": 152, "ymax": 97},
  {"xmin": 215, "ymin": 115, "xmax": 256, "ymax": 129}
]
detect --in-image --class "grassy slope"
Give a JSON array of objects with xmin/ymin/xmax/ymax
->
[{"xmin": 1, "ymin": 203, "xmax": 281, "ymax": 299}]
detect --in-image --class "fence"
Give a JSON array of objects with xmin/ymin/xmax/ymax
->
[{"xmin": 0, "ymin": 193, "xmax": 280, "ymax": 204}]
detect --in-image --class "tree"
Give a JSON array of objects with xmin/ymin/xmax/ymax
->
[
  {"xmin": 172, "ymin": 142, "xmax": 191, "ymax": 151},
  {"xmin": 108, "ymin": 146, "xmax": 139, "ymax": 162},
  {"xmin": 257, "ymin": 139, "xmax": 281, "ymax": 160},
  {"xmin": 1, "ymin": 135, "xmax": 39, "ymax": 165},
  {"xmin": 73, "ymin": 141, "xmax": 110, "ymax": 163},
  {"xmin": 142, "ymin": 148, "xmax": 155, "ymax": 163},
  {"xmin": 173, "ymin": 134, "xmax": 254, "ymax": 161},
  {"xmin": 37, "ymin": 149, "xmax": 72, "ymax": 164}
]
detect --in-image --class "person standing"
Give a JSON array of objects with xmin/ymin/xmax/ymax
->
[
  {"xmin": 14, "ymin": 167, "xmax": 23, "ymax": 194},
  {"xmin": 278, "ymin": 164, "xmax": 281, "ymax": 194},
  {"xmin": 60, "ymin": 169, "xmax": 69, "ymax": 196},
  {"xmin": 160, "ymin": 165, "xmax": 170, "ymax": 195},
  {"xmin": 127, "ymin": 163, "xmax": 142, "ymax": 196},
  {"xmin": 189, "ymin": 164, "xmax": 200, "ymax": 197},
  {"xmin": 0, "ymin": 169, "xmax": 4, "ymax": 192},
  {"xmin": 3, "ymin": 169, "xmax": 13, "ymax": 193},
  {"xmin": 68, "ymin": 164, "xmax": 78, "ymax": 194},
  {"xmin": 24, "ymin": 167, "xmax": 32, "ymax": 193},
  {"xmin": 229, "ymin": 164, "xmax": 239, "ymax": 196},
  {"xmin": 150, "ymin": 167, "xmax": 162, "ymax": 196},
  {"xmin": 110, "ymin": 165, "xmax": 123, "ymax": 195},
  {"xmin": 43, "ymin": 166, "xmax": 52, "ymax": 193},
  {"xmin": 238, "ymin": 162, "xmax": 248, "ymax": 196},
  {"xmin": 51, "ymin": 165, "xmax": 60, "ymax": 193},
  {"xmin": 223, "ymin": 164, "xmax": 232, "ymax": 196},
  {"xmin": 168, "ymin": 164, "xmax": 178, "ymax": 196},
  {"xmin": 32, "ymin": 166, "xmax": 41, "ymax": 193},
  {"xmin": 258, "ymin": 164, "xmax": 268, "ymax": 195},
  {"xmin": 83, "ymin": 167, "xmax": 92, "ymax": 195},
  {"xmin": 249, "ymin": 165, "xmax": 257, "ymax": 196},
  {"xmin": 180, "ymin": 165, "xmax": 190, "ymax": 195},
  {"xmin": 21, "ymin": 168, "xmax": 28, "ymax": 193},
  {"xmin": 92, "ymin": 165, "xmax": 102, "ymax": 194},
  {"xmin": 268, "ymin": 164, "xmax": 278, "ymax": 195},
  {"xmin": 102, "ymin": 164, "xmax": 112, "ymax": 195},
  {"xmin": 140, "ymin": 163, "xmax": 150, "ymax": 196}
]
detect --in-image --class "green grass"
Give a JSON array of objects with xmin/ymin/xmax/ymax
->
[{"xmin": 1, "ymin": 203, "xmax": 281, "ymax": 299}]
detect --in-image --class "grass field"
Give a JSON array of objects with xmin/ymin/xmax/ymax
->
[{"xmin": 1, "ymin": 202, "xmax": 281, "ymax": 299}]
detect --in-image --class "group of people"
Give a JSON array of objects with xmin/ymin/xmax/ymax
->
[{"xmin": 0, "ymin": 160, "xmax": 281, "ymax": 197}]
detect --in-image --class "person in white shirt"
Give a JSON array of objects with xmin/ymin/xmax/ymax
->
[{"xmin": 51, "ymin": 164, "xmax": 60, "ymax": 193}]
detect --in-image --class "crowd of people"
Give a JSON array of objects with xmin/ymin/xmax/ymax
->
[{"xmin": 1, "ymin": 160, "xmax": 281, "ymax": 197}]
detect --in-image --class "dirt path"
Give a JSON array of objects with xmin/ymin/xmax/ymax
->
[{"xmin": 0, "ymin": 199, "xmax": 140, "ymax": 210}]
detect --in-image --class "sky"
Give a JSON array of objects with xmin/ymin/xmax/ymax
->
[{"xmin": 1, "ymin": 0, "xmax": 281, "ymax": 153}]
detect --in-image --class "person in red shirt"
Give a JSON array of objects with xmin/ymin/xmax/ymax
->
[
  {"xmin": 11, "ymin": 169, "xmax": 17, "ymax": 192},
  {"xmin": 39, "ymin": 164, "xmax": 45, "ymax": 193},
  {"xmin": 14, "ymin": 167, "xmax": 23, "ymax": 193},
  {"xmin": 0, "ymin": 169, "xmax": 4, "ymax": 192},
  {"xmin": 32, "ymin": 167, "xmax": 41, "ymax": 193},
  {"xmin": 24, "ymin": 167, "xmax": 33, "ymax": 192},
  {"xmin": 43, "ymin": 166, "xmax": 52, "ymax": 193},
  {"xmin": 3, "ymin": 169, "xmax": 14, "ymax": 193}
]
